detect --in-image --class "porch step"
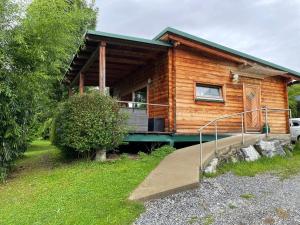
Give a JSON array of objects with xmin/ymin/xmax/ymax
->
[{"xmin": 128, "ymin": 133, "xmax": 290, "ymax": 202}]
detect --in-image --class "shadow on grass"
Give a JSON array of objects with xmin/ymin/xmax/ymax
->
[{"xmin": 10, "ymin": 140, "xmax": 65, "ymax": 178}]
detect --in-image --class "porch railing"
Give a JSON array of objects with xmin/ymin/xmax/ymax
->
[
  {"xmin": 116, "ymin": 100, "xmax": 169, "ymax": 108},
  {"xmin": 116, "ymin": 100, "xmax": 169, "ymax": 132},
  {"xmin": 198, "ymin": 107, "xmax": 292, "ymax": 170}
]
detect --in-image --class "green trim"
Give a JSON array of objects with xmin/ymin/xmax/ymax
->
[
  {"xmin": 195, "ymin": 98, "xmax": 225, "ymax": 103},
  {"xmin": 86, "ymin": 30, "xmax": 172, "ymax": 47},
  {"xmin": 153, "ymin": 27, "xmax": 300, "ymax": 77},
  {"xmin": 124, "ymin": 134, "xmax": 173, "ymax": 142},
  {"xmin": 124, "ymin": 133, "xmax": 229, "ymax": 143}
]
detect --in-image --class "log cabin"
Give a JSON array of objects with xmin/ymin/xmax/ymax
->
[{"xmin": 64, "ymin": 27, "xmax": 300, "ymax": 145}]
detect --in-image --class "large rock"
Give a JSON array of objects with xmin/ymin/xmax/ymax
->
[
  {"xmin": 255, "ymin": 140, "xmax": 286, "ymax": 158},
  {"xmin": 240, "ymin": 145, "xmax": 261, "ymax": 161},
  {"xmin": 204, "ymin": 158, "xmax": 219, "ymax": 174}
]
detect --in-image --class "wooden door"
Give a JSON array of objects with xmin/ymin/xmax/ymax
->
[{"xmin": 243, "ymin": 84, "xmax": 261, "ymax": 132}]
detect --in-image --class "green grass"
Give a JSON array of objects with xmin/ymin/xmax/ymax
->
[
  {"xmin": 210, "ymin": 143, "xmax": 300, "ymax": 179},
  {"xmin": 202, "ymin": 215, "xmax": 214, "ymax": 225},
  {"xmin": 0, "ymin": 140, "xmax": 173, "ymax": 225},
  {"xmin": 240, "ymin": 193, "xmax": 255, "ymax": 199},
  {"xmin": 228, "ymin": 203, "xmax": 237, "ymax": 209},
  {"xmin": 187, "ymin": 216, "xmax": 199, "ymax": 224}
]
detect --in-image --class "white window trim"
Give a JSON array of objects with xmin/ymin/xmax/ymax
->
[{"xmin": 195, "ymin": 84, "xmax": 224, "ymax": 101}]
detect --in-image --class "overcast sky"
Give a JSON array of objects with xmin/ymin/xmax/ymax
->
[{"xmin": 95, "ymin": 0, "xmax": 300, "ymax": 72}]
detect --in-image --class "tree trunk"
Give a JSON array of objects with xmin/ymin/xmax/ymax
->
[{"xmin": 95, "ymin": 149, "xmax": 106, "ymax": 162}]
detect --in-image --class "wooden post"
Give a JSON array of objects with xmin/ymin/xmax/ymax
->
[
  {"xmin": 99, "ymin": 41, "xmax": 106, "ymax": 93},
  {"xmin": 68, "ymin": 85, "xmax": 73, "ymax": 97},
  {"xmin": 79, "ymin": 72, "xmax": 84, "ymax": 95}
]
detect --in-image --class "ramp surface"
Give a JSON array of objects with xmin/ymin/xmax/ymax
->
[{"xmin": 129, "ymin": 134, "xmax": 289, "ymax": 201}]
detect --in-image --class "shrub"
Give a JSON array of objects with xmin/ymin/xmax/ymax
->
[{"xmin": 51, "ymin": 93, "xmax": 128, "ymax": 159}]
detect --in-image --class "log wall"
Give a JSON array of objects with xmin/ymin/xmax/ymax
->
[
  {"xmin": 113, "ymin": 53, "xmax": 170, "ymax": 131},
  {"xmin": 113, "ymin": 42, "xmax": 289, "ymax": 134},
  {"xmin": 173, "ymin": 46, "xmax": 289, "ymax": 134}
]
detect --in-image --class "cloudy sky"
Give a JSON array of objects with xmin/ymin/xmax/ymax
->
[{"xmin": 95, "ymin": 0, "xmax": 300, "ymax": 72}]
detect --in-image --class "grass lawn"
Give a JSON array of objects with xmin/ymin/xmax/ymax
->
[
  {"xmin": 212, "ymin": 143, "xmax": 300, "ymax": 179},
  {"xmin": 0, "ymin": 140, "xmax": 173, "ymax": 225}
]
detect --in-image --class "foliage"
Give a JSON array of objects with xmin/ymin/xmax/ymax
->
[
  {"xmin": 38, "ymin": 118, "xmax": 53, "ymax": 139},
  {"xmin": 288, "ymin": 84, "xmax": 300, "ymax": 117},
  {"xmin": 211, "ymin": 143, "xmax": 300, "ymax": 179},
  {"xmin": 0, "ymin": 140, "xmax": 174, "ymax": 225},
  {"xmin": 0, "ymin": 0, "xmax": 29, "ymax": 182},
  {"xmin": 14, "ymin": 0, "xmax": 98, "ymax": 138},
  {"xmin": 0, "ymin": 0, "xmax": 97, "ymax": 180},
  {"xmin": 52, "ymin": 93, "xmax": 128, "ymax": 156}
]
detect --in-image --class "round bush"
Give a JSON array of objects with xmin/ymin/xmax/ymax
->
[{"xmin": 51, "ymin": 93, "xmax": 128, "ymax": 157}]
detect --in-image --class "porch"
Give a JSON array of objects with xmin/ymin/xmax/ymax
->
[{"xmin": 65, "ymin": 30, "xmax": 173, "ymax": 134}]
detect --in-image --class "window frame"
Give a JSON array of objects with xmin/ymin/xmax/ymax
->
[
  {"xmin": 132, "ymin": 86, "xmax": 147, "ymax": 109},
  {"xmin": 292, "ymin": 120, "xmax": 300, "ymax": 127},
  {"xmin": 194, "ymin": 82, "xmax": 225, "ymax": 103}
]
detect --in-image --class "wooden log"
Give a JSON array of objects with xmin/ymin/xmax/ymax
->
[
  {"xmin": 68, "ymin": 86, "xmax": 73, "ymax": 97},
  {"xmin": 71, "ymin": 47, "xmax": 99, "ymax": 86},
  {"xmin": 79, "ymin": 72, "xmax": 84, "ymax": 95},
  {"xmin": 168, "ymin": 34, "xmax": 247, "ymax": 65},
  {"xmin": 99, "ymin": 41, "xmax": 106, "ymax": 93}
]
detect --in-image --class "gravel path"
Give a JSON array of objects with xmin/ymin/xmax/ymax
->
[{"xmin": 134, "ymin": 173, "xmax": 300, "ymax": 225}]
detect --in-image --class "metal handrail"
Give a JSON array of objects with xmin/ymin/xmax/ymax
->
[
  {"xmin": 116, "ymin": 100, "xmax": 169, "ymax": 107},
  {"xmin": 199, "ymin": 107, "xmax": 292, "ymax": 170}
]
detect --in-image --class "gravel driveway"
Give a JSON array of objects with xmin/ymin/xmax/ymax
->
[{"xmin": 134, "ymin": 173, "xmax": 300, "ymax": 225}]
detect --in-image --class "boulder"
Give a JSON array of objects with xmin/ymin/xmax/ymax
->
[
  {"xmin": 240, "ymin": 145, "xmax": 261, "ymax": 161},
  {"xmin": 255, "ymin": 140, "xmax": 286, "ymax": 158},
  {"xmin": 204, "ymin": 158, "xmax": 219, "ymax": 174}
]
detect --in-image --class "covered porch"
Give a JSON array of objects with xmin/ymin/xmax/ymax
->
[{"xmin": 65, "ymin": 30, "xmax": 172, "ymax": 134}]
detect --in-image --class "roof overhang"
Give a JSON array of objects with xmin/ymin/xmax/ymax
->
[
  {"xmin": 154, "ymin": 27, "xmax": 300, "ymax": 79},
  {"xmin": 64, "ymin": 27, "xmax": 300, "ymax": 86},
  {"xmin": 65, "ymin": 30, "xmax": 171, "ymax": 86},
  {"xmin": 232, "ymin": 63, "xmax": 289, "ymax": 80}
]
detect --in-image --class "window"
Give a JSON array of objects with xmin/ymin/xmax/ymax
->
[
  {"xmin": 292, "ymin": 121, "xmax": 300, "ymax": 127},
  {"xmin": 132, "ymin": 87, "xmax": 147, "ymax": 109},
  {"xmin": 196, "ymin": 84, "xmax": 223, "ymax": 101},
  {"xmin": 133, "ymin": 87, "xmax": 147, "ymax": 103},
  {"xmin": 120, "ymin": 87, "xmax": 147, "ymax": 109}
]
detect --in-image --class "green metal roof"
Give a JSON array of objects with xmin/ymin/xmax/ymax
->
[
  {"xmin": 154, "ymin": 27, "xmax": 300, "ymax": 77},
  {"xmin": 86, "ymin": 30, "xmax": 172, "ymax": 47}
]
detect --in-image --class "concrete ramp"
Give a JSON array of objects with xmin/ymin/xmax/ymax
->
[{"xmin": 129, "ymin": 134, "xmax": 290, "ymax": 202}]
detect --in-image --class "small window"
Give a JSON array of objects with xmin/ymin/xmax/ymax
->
[
  {"xmin": 196, "ymin": 84, "xmax": 223, "ymax": 101},
  {"xmin": 292, "ymin": 121, "xmax": 300, "ymax": 127},
  {"xmin": 132, "ymin": 87, "xmax": 147, "ymax": 109}
]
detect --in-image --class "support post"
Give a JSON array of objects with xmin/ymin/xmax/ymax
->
[
  {"xmin": 241, "ymin": 113, "xmax": 245, "ymax": 145},
  {"xmin": 200, "ymin": 131, "xmax": 203, "ymax": 171},
  {"xmin": 99, "ymin": 41, "xmax": 106, "ymax": 93},
  {"xmin": 68, "ymin": 85, "xmax": 73, "ymax": 97},
  {"xmin": 288, "ymin": 109, "xmax": 292, "ymax": 142},
  {"xmin": 79, "ymin": 72, "xmax": 84, "ymax": 95},
  {"xmin": 215, "ymin": 121, "xmax": 218, "ymax": 155},
  {"xmin": 265, "ymin": 106, "xmax": 269, "ymax": 138}
]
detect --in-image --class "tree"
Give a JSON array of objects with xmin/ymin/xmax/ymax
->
[
  {"xmin": 0, "ymin": 0, "xmax": 98, "ymax": 180},
  {"xmin": 52, "ymin": 93, "xmax": 128, "ymax": 161},
  {"xmin": 0, "ymin": 0, "xmax": 27, "ymax": 181},
  {"xmin": 288, "ymin": 84, "xmax": 300, "ymax": 117},
  {"xmin": 15, "ymin": 0, "xmax": 98, "ymax": 138}
]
